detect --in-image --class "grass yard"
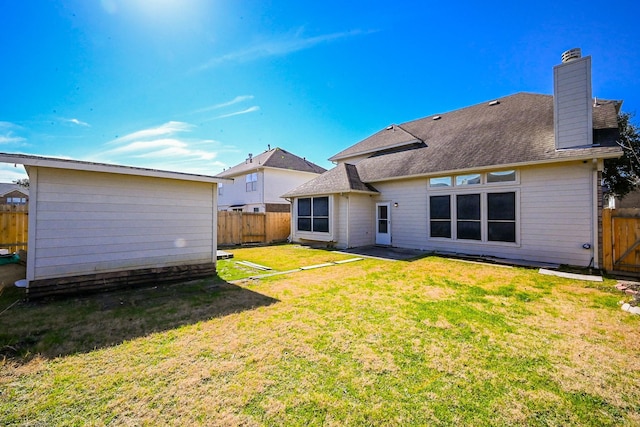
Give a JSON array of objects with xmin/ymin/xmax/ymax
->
[{"xmin": 1, "ymin": 244, "xmax": 639, "ymax": 426}]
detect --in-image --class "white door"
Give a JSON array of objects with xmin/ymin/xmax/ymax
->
[{"xmin": 375, "ymin": 202, "xmax": 391, "ymax": 245}]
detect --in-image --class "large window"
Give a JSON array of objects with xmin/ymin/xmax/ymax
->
[
  {"xmin": 297, "ymin": 197, "xmax": 329, "ymax": 233},
  {"xmin": 487, "ymin": 192, "xmax": 516, "ymax": 242},
  {"xmin": 456, "ymin": 194, "xmax": 481, "ymax": 240},
  {"xmin": 430, "ymin": 192, "xmax": 516, "ymax": 243},
  {"xmin": 429, "ymin": 195, "xmax": 451, "ymax": 238},
  {"xmin": 428, "ymin": 170, "xmax": 518, "ymax": 244},
  {"xmin": 246, "ymin": 173, "xmax": 257, "ymax": 192}
]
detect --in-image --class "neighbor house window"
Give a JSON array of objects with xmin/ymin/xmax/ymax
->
[
  {"xmin": 7, "ymin": 197, "xmax": 26, "ymax": 204},
  {"xmin": 218, "ymin": 183, "xmax": 223, "ymax": 196},
  {"xmin": 297, "ymin": 197, "xmax": 329, "ymax": 233},
  {"xmin": 246, "ymin": 173, "xmax": 257, "ymax": 192},
  {"xmin": 429, "ymin": 195, "xmax": 451, "ymax": 238}
]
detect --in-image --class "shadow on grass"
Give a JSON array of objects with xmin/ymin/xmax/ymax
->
[{"xmin": 0, "ymin": 276, "xmax": 278, "ymax": 363}]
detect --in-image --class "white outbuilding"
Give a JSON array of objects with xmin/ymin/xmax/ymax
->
[{"xmin": 0, "ymin": 153, "xmax": 229, "ymax": 298}]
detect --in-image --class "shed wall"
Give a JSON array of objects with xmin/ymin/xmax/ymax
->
[{"xmin": 30, "ymin": 167, "xmax": 216, "ymax": 281}]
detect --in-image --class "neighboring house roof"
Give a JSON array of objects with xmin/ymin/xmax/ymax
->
[
  {"xmin": 0, "ymin": 183, "xmax": 28, "ymax": 197},
  {"xmin": 216, "ymin": 147, "xmax": 326, "ymax": 178},
  {"xmin": 0, "ymin": 153, "xmax": 228, "ymax": 184},
  {"xmin": 283, "ymin": 163, "xmax": 378, "ymax": 198}
]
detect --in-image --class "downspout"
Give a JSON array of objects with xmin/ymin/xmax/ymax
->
[
  {"xmin": 592, "ymin": 159, "xmax": 602, "ymax": 268},
  {"xmin": 345, "ymin": 193, "xmax": 350, "ymax": 248}
]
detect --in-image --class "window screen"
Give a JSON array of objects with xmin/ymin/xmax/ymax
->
[
  {"xmin": 457, "ymin": 194, "xmax": 480, "ymax": 240},
  {"xmin": 488, "ymin": 192, "xmax": 516, "ymax": 242},
  {"xmin": 430, "ymin": 195, "xmax": 451, "ymax": 238}
]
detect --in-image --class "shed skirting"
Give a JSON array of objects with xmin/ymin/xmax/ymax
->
[{"xmin": 26, "ymin": 262, "xmax": 217, "ymax": 299}]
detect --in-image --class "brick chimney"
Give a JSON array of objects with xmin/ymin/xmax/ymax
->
[{"xmin": 553, "ymin": 48, "xmax": 593, "ymax": 150}]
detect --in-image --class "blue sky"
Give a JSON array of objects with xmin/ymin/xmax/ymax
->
[{"xmin": 1, "ymin": 0, "xmax": 639, "ymax": 182}]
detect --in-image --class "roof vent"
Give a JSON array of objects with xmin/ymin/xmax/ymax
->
[
  {"xmin": 489, "ymin": 100, "xmax": 500, "ymax": 106},
  {"xmin": 561, "ymin": 48, "xmax": 582, "ymax": 63},
  {"xmin": 432, "ymin": 115, "xmax": 441, "ymax": 120},
  {"xmin": 386, "ymin": 125, "xmax": 394, "ymax": 130}
]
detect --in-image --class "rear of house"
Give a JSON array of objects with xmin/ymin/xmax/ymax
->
[
  {"xmin": 0, "ymin": 153, "xmax": 226, "ymax": 298},
  {"xmin": 284, "ymin": 49, "xmax": 623, "ymax": 268}
]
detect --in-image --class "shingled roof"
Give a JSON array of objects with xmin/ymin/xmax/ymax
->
[
  {"xmin": 216, "ymin": 147, "xmax": 326, "ymax": 178},
  {"xmin": 282, "ymin": 163, "xmax": 378, "ymax": 198},
  {"xmin": 286, "ymin": 92, "xmax": 623, "ymax": 196},
  {"xmin": 354, "ymin": 93, "xmax": 621, "ymax": 182}
]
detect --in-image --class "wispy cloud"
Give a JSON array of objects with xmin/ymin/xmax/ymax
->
[
  {"xmin": 64, "ymin": 118, "xmax": 90, "ymax": 127},
  {"xmin": 106, "ymin": 121, "xmax": 194, "ymax": 145},
  {"xmin": 96, "ymin": 121, "xmax": 226, "ymax": 175},
  {"xmin": 196, "ymin": 28, "xmax": 373, "ymax": 71},
  {"xmin": 209, "ymin": 106, "xmax": 260, "ymax": 120},
  {"xmin": 0, "ymin": 134, "xmax": 26, "ymax": 144},
  {"xmin": 0, "ymin": 122, "xmax": 26, "ymax": 144},
  {"xmin": 191, "ymin": 95, "xmax": 254, "ymax": 114}
]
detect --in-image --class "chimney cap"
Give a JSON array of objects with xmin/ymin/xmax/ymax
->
[{"xmin": 561, "ymin": 48, "xmax": 582, "ymax": 63}]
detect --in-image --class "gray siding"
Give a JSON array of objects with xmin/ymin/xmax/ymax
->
[
  {"xmin": 347, "ymin": 194, "xmax": 375, "ymax": 248},
  {"xmin": 554, "ymin": 56, "xmax": 593, "ymax": 149}
]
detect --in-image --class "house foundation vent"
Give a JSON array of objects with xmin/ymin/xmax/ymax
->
[{"xmin": 561, "ymin": 48, "xmax": 582, "ymax": 63}]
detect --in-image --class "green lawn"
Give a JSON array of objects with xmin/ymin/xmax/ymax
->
[{"xmin": 1, "ymin": 245, "xmax": 638, "ymax": 426}]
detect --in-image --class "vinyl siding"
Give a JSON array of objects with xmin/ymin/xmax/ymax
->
[
  {"xmin": 372, "ymin": 179, "xmax": 429, "ymax": 249},
  {"xmin": 553, "ymin": 56, "xmax": 592, "ymax": 149},
  {"xmin": 347, "ymin": 194, "xmax": 375, "ymax": 248},
  {"xmin": 263, "ymin": 168, "xmax": 322, "ymax": 204},
  {"xmin": 30, "ymin": 167, "xmax": 216, "ymax": 280},
  {"xmin": 382, "ymin": 162, "xmax": 595, "ymax": 266}
]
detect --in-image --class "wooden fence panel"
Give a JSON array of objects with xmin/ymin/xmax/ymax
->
[
  {"xmin": 218, "ymin": 211, "xmax": 290, "ymax": 246},
  {"xmin": 602, "ymin": 208, "xmax": 640, "ymax": 274},
  {"xmin": 265, "ymin": 212, "xmax": 291, "ymax": 243},
  {"xmin": 241, "ymin": 213, "xmax": 266, "ymax": 244},
  {"xmin": 0, "ymin": 204, "xmax": 28, "ymax": 253}
]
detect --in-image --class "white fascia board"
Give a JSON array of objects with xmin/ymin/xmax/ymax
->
[{"xmin": 0, "ymin": 153, "xmax": 231, "ymax": 184}]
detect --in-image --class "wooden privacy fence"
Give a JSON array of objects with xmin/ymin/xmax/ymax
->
[
  {"xmin": 602, "ymin": 208, "xmax": 640, "ymax": 275},
  {"xmin": 0, "ymin": 204, "xmax": 28, "ymax": 253},
  {"xmin": 218, "ymin": 211, "xmax": 290, "ymax": 246}
]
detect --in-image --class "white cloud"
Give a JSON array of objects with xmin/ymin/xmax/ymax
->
[
  {"xmin": 209, "ymin": 106, "xmax": 260, "ymax": 121},
  {"xmin": 96, "ymin": 121, "xmax": 225, "ymax": 175},
  {"xmin": 196, "ymin": 28, "xmax": 373, "ymax": 71},
  {"xmin": 64, "ymin": 118, "xmax": 90, "ymax": 127},
  {"xmin": 0, "ymin": 135, "xmax": 26, "ymax": 144},
  {"xmin": 191, "ymin": 95, "xmax": 254, "ymax": 114},
  {"xmin": 107, "ymin": 121, "xmax": 194, "ymax": 145},
  {"xmin": 0, "ymin": 122, "xmax": 26, "ymax": 144}
]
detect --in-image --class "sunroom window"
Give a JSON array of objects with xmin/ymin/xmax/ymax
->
[{"xmin": 297, "ymin": 197, "xmax": 329, "ymax": 233}]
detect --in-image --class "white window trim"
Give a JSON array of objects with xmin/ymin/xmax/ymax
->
[
  {"xmin": 293, "ymin": 195, "xmax": 334, "ymax": 241},
  {"xmin": 428, "ymin": 173, "xmax": 520, "ymax": 246}
]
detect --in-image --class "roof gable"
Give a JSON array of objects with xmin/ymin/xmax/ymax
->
[
  {"xmin": 282, "ymin": 163, "xmax": 378, "ymax": 198},
  {"xmin": 216, "ymin": 147, "xmax": 326, "ymax": 178},
  {"xmin": 329, "ymin": 124, "xmax": 422, "ymax": 162}
]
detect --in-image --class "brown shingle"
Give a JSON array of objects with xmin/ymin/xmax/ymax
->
[{"xmin": 282, "ymin": 163, "xmax": 378, "ymax": 198}]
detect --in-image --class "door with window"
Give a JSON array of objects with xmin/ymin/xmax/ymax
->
[{"xmin": 376, "ymin": 202, "xmax": 391, "ymax": 245}]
